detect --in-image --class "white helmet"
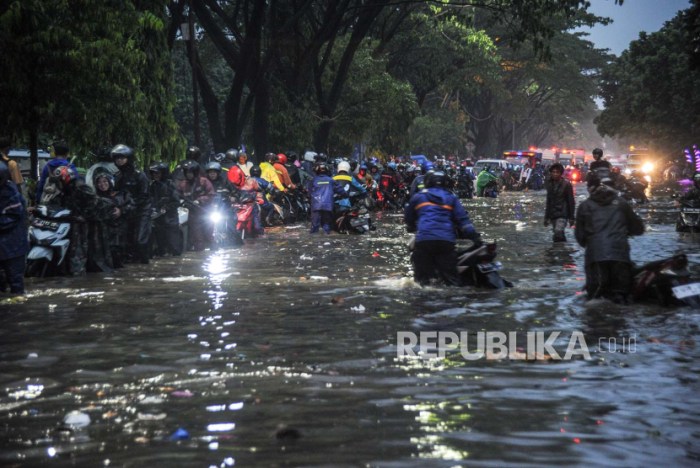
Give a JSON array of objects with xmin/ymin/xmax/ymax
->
[
  {"xmin": 337, "ymin": 161, "xmax": 351, "ymax": 173},
  {"xmin": 304, "ymin": 151, "xmax": 317, "ymax": 162}
]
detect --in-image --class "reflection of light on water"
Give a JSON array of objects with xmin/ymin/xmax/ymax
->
[{"xmin": 404, "ymin": 402, "xmax": 472, "ymax": 461}]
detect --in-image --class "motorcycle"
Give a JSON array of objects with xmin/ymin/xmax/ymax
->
[
  {"xmin": 25, "ymin": 205, "xmax": 73, "ymax": 277},
  {"xmin": 675, "ymin": 198, "xmax": 700, "ymax": 233},
  {"xmin": 456, "ymin": 240, "xmax": 512, "ymax": 289},
  {"xmin": 334, "ymin": 195, "xmax": 375, "ymax": 234},
  {"xmin": 482, "ymin": 180, "xmax": 499, "ymax": 198},
  {"xmin": 208, "ymin": 195, "xmax": 234, "ymax": 246},
  {"xmin": 632, "ymin": 253, "xmax": 700, "ymax": 307},
  {"xmin": 232, "ymin": 191, "xmax": 262, "ymax": 241},
  {"xmin": 620, "ymin": 176, "xmax": 649, "ymax": 204}
]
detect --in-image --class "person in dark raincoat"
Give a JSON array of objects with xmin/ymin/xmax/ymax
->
[
  {"xmin": 177, "ymin": 159, "xmax": 215, "ymax": 251},
  {"xmin": 95, "ymin": 173, "xmax": 134, "ymax": 268},
  {"xmin": 0, "ymin": 161, "xmax": 28, "ymax": 294},
  {"xmin": 111, "ymin": 144, "xmax": 152, "ymax": 263},
  {"xmin": 575, "ymin": 173, "xmax": 645, "ymax": 303},
  {"xmin": 544, "ymin": 163, "xmax": 576, "ymax": 242},
  {"xmin": 149, "ymin": 162, "xmax": 182, "ymax": 257},
  {"xmin": 404, "ymin": 170, "xmax": 479, "ymax": 286}
]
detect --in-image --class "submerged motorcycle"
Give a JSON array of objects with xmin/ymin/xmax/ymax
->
[
  {"xmin": 334, "ymin": 195, "xmax": 375, "ymax": 234},
  {"xmin": 633, "ymin": 253, "xmax": 700, "ymax": 307},
  {"xmin": 456, "ymin": 241, "xmax": 512, "ymax": 289},
  {"xmin": 675, "ymin": 199, "xmax": 700, "ymax": 233},
  {"xmin": 26, "ymin": 205, "xmax": 72, "ymax": 277},
  {"xmin": 407, "ymin": 237, "xmax": 511, "ymax": 289}
]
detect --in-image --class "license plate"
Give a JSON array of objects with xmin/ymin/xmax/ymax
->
[
  {"xmin": 477, "ymin": 262, "xmax": 502, "ymax": 273},
  {"xmin": 672, "ymin": 282, "xmax": 700, "ymax": 299},
  {"xmin": 32, "ymin": 219, "xmax": 60, "ymax": 231}
]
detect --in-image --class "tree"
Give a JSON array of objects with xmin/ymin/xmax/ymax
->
[
  {"xmin": 597, "ymin": 8, "xmax": 700, "ymax": 153},
  {"xmin": 0, "ymin": 0, "xmax": 182, "ymax": 176}
]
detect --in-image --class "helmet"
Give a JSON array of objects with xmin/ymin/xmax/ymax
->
[
  {"xmin": 225, "ymin": 148, "xmax": 238, "ymax": 161},
  {"xmin": 387, "ymin": 162, "xmax": 397, "ymax": 170},
  {"xmin": 94, "ymin": 173, "xmax": 115, "ymax": 191},
  {"xmin": 238, "ymin": 151, "xmax": 248, "ymax": 162},
  {"xmin": 425, "ymin": 170, "xmax": 448, "ymax": 188},
  {"xmin": 337, "ymin": 161, "xmax": 351, "ymax": 173},
  {"xmin": 287, "ymin": 152, "xmax": 298, "ymax": 163},
  {"xmin": 349, "ymin": 160, "xmax": 358, "ymax": 172},
  {"xmin": 53, "ymin": 165, "xmax": 77, "ymax": 187},
  {"xmin": 149, "ymin": 161, "xmax": 170, "ymax": 177},
  {"xmin": 611, "ymin": 166, "xmax": 621, "ymax": 174},
  {"xmin": 277, "ymin": 153, "xmax": 287, "ymax": 165},
  {"xmin": 0, "ymin": 161, "xmax": 8, "ymax": 186},
  {"xmin": 250, "ymin": 165, "xmax": 262, "ymax": 178},
  {"xmin": 303, "ymin": 151, "xmax": 317, "ymax": 162},
  {"xmin": 227, "ymin": 165, "xmax": 245, "ymax": 187},
  {"xmin": 314, "ymin": 162, "xmax": 329, "ymax": 175},
  {"xmin": 214, "ymin": 152, "xmax": 226, "ymax": 163},
  {"xmin": 186, "ymin": 146, "xmax": 201, "ymax": 161},
  {"xmin": 693, "ymin": 173, "xmax": 700, "ymax": 184},
  {"xmin": 421, "ymin": 161, "xmax": 434, "ymax": 174},
  {"xmin": 181, "ymin": 159, "xmax": 201, "ymax": 177},
  {"xmin": 266, "ymin": 152, "xmax": 278, "ymax": 163},
  {"xmin": 315, "ymin": 152, "xmax": 328, "ymax": 163},
  {"xmin": 110, "ymin": 144, "xmax": 135, "ymax": 165},
  {"xmin": 592, "ymin": 148, "xmax": 603, "ymax": 159},
  {"xmin": 205, "ymin": 161, "xmax": 222, "ymax": 173}
]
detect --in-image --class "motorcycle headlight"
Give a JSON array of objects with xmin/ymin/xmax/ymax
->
[
  {"xmin": 209, "ymin": 211, "xmax": 223, "ymax": 223},
  {"xmin": 642, "ymin": 162, "xmax": 654, "ymax": 174},
  {"xmin": 643, "ymin": 175, "xmax": 652, "ymax": 183}
]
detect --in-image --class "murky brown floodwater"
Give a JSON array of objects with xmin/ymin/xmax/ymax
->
[{"xmin": 1, "ymin": 184, "xmax": 699, "ymax": 467}]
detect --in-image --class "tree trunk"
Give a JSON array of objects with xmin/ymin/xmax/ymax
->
[
  {"xmin": 252, "ymin": 82, "xmax": 269, "ymax": 164},
  {"xmin": 29, "ymin": 125, "xmax": 39, "ymax": 181}
]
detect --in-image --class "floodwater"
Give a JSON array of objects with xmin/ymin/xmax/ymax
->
[{"xmin": 1, "ymin": 185, "xmax": 699, "ymax": 467}]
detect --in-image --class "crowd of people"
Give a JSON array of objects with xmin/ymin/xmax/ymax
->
[{"xmin": 1, "ymin": 140, "xmax": 699, "ymax": 305}]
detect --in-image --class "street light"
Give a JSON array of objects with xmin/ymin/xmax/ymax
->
[{"xmin": 180, "ymin": 9, "xmax": 200, "ymax": 147}]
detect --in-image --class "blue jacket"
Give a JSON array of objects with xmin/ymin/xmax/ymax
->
[
  {"xmin": 404, "ymin": 187, "xmax": 476, "ymax": 243},
  {"xmin": 333, "ymin": 173, "xmax": 366, "ymax": 209},
  {"xmin": 37, "ymin": 158, "xmax": 78, "ymax": 203},
  {"xmin": 307, "ymin": 175, "xmax": 344, "ymax": 211},
  {"xmin": 0, "ymin": 181, "xmax": 29, "ymax": 260}
]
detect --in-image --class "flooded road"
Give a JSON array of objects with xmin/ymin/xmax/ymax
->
[{"xmin": 1, "ymin": 185, "xmax": 699, "ymax": 467}]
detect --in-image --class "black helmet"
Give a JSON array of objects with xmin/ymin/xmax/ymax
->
[
  {"xmin": 225, "ymin": 148, "xmax": 238, "ymax": 161},
  {"xmin": 149, "ymin": 161, "xmax": 170, "ymax": 177},
  {"xmin": 110, "ymin": 144, "xmax": 135, "ymax": 165},
  {"xmin": 349, "ymin": 160, "xmax": 358, "ymax": 172},
  {"xmin": 265, "ymin": 152, "xmax": 278, "ymax": 163},
  {"xmin": 205, "ymin": 161, "xmax": 222, "ymax": 173},
  {"xmin": 250, "ymin": 165, "xmax": 262, "ymax": 178},
  {"xmin": 181, "ymin": 159, "xmax": 200, "ymax": 177},
  {"xmin": 314, "ymin": 162, "xmax": 330, "ymax": 175},
  {"xmin": 287, "ymin": 151, "xmax": 298, "ymax": 163},
  {"xmin": 592, "ymin": 148, "xmax": 603, "ymax": 159},
  {"xmin": 186, "ymin": 146, "xmax": 201, "ymax": 161},
  {"xmin": 0, "ymin": 161, "xmax": 9, "ymax": 186},
  {"xmin": 425, "ymin": 170, "xmax": 448, "ymax": 188},
  {"xmin": 315, "ymin": 152, "xmax": 328, "ymax": 163},
  {"xmin": 214, "ymin": 152, "xmax": 225, "ymax": 163},
  {"xmin": 94, "ymin": 173, "xmax": 115, "ymax": 191}
]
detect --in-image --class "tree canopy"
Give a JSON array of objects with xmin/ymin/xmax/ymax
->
[{"xmin": 596, "ymin": 2, "xmax": 700, "ymax": 154}]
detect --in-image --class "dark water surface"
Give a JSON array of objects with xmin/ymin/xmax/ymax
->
[{"xmin": 1, "ymin": 186, "xmax": 699, "ymax": 467}]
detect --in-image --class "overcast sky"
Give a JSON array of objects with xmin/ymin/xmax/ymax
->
[{"xmin": 579, "ymin": 0, "xmax": 691, "ymax": 55}]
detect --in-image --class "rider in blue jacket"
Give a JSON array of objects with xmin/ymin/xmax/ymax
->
[
  {"xmin": 307, "ymin": 163, "xmax": 344, "ymax": 234},
  {"xmin": 405, "ymin": 170, "xmax": 479, "ymax": 286}
]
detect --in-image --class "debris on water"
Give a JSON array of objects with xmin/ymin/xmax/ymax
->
[
  {"xmin": 170, "ymin": 428, "xmax": 190, "ymax": 440},
  {"xmin": 331, "ymin": 296, "xmax": 344, "ymax": 304},
  {"xmin": 275, "ymin": 424, "xmax": 302, "ymax": 440},
  {"xmin": 350, "ymin": 304, "xmax": 366, "ymax": 313},
  {"xmin": 171, "ymin": 390, "xmax": 194, "ymax": 398},
  {"xmin": 372, "ymin": 251, "xmax": 381, "ymax": 257},
  {"xmin": 137, "ymin": 412, "xmax": 167, "ymax": 421},
  {"xmin": 63, "ymin": 411, "xmax": 91, "ymax": 429},
  {"xmin": 300, "ymin": 253, "xmax": 314, "ymax": 260},
  {"xmin": 309, "ymin": 276, "xmax": 329, "ymax": 282}
]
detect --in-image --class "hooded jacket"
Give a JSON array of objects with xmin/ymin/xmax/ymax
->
[
  {"xmin": 404, "ymin": 187, "xmax": 476, "ymax": 243},
  {"xmin": 545, "ymin": 177, "xmax": 575, "ymax": 220},
  {"xmin": 575, "ymin": 185, "xmax": 644, "ymax": 265},
  {"xmin": 0, "ymin": 181, "xmax": 29, "ymax": 260},
  {"xmin": 307, "ymin": 174, "xmax": 344, "ymax": 211}
]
